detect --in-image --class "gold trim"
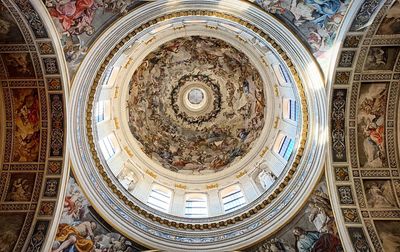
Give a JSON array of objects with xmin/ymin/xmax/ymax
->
[
  {"xmin": 114, "ymin": 118, "xmax": 120, "ymax": 129},
  {"xmin": 206, "ymin": 183, "xmax": 219, "ymax": 190},
  {"xmin": 273, "ymin": 117, "xmax": 279, "ymax": 129},
  {"xmin": 124, "ymin": 146, "xmax": 133, "ymax": 157},
  {"xmin": 175, "ymin": 183, "xmax": 187, "ymax": 189},
  {"xmin": 259, "ymin": 146, "xmax": 269, "ymax": 157},
  {"xmin": 236, "ymin": 171, "xmax": 247, "ymax": 179},
  {"xmin": 85, "ymin": 11, "xmax": 309, "ymax": 230},
  {"xmin": 145, "ymin": 169, "xmax": 157, "ymax": 179}
]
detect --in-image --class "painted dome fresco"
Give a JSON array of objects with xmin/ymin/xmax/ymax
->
[{"xmin": 127, "ymin": 36, "xmax": 265, "ymax": 173}]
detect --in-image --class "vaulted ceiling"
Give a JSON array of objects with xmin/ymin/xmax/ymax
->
[{"xmin": 0, "ymin": 0, "xmax": 399, "ymax": 251}]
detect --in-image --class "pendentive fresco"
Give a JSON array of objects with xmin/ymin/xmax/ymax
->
[
  {"xmin": 44, "ymin": 0, "xmax": 352, "ymax": 76},
  {"xmin": 249, "ymin": 180, "xmax": 343, "ymax": 252},
  {"xmin": 52, "ymin": 176, "xmax": 147, "ymax": 252}
]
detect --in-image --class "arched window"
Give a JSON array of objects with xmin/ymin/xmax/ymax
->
[
  {"xmin": 274, "ymin": 133, "xmax": 294, "ymax": 161},
  {"xmin": 95, "ymin": 100, "xmax": 111, "ymax": 122},
  {"xmin": 103, "ymin": 66, "xmax": 120, "ymax": 87},
  {"xmin": 184, "ymin": 193, "xmax": 208, "ymax": 218},
  {"xmin": 283, "ymin": 98, "xmax": 298, "ymax": 122},
  {"xmin": 98, "ymin": 133, "xmax": 119, "ymax": 160},
  {"xmin": 220, "ymin": 184, "xmax": 246, "ymax": 213},
  {"xmin": 272, "ymin": 63, "xmax": 291, "ymax": 86},
  {"xmin": 147, "ymin": 184, "xmax": 172, "ymax": 213}
]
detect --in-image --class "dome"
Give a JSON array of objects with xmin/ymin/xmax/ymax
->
[
  {"xmin": 127, "ymin": 36, "xmax": 266, "ymax": 174},
  {"xmin": 68, "ymin": 1, "xmax": 326, "ymax": 251}
]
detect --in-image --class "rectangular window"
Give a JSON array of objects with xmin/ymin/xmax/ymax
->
[
  {"xmin": 98, "ymin": 134, "xmax": 117, "ymax": 160},
  {"xmin": 96, "ymin": 101, "xmax": 105, "ymax": 122},
  {"xmin": 185, "ymin": 194, "xmax": 208, "ymax": 218},
  {"xmin": 147, "ymin": 186, "xmax": 171, "ymax": 213},
  {"xmin": 289, "ymin": 100, "xmax": 297, "ymax": 121},
  {"xmin": 221, "ymin": 185, "xmax": 246, "ymax": 213},
  {"xmin": 278, "ymin": 136, "xmax": 294, "ymax": 161}
]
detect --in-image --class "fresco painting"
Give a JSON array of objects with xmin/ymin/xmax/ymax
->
[
  {"xmin": 374, "ymin": 220, "xmax": 400, "ymax": 252},
  {"xmin": 377, "ymin": 0, "xmax": 400, "ymax": 35},
  {"xmin": 128, "ymin": 36, "xmax": 265, "ymax": 174},
  {"xmin": 255, "ymin": 0, "xmax": 350, "ymax": 59},
  {"xmin": 45, "ymin": 0, "xmax": 136, "ymax": 74},
  {"xmin": 52, "ymin": 176, "xmax": 147, "ymax": 252},
  {"xmin": 0, "ymin": 3, "xmax": 25, "ymax": 44},
  {"xmin": 249, "ymin": 181, "xmax": 342, "ymax": 252},
  {"xmin": 0, "ymin": 213, "xmax": 27, "ymax": 252},
  {"xmin": 1, "ymin": 53, "xmax": 36, "ymax": 79},
  {"xmin": 357, "ymin": 83, "xmax": 387, "ymax": 168},
  {"xmin": 5, "ymin": 172, "xmax": 37, "ymax": 202},
  {"xmin": 11, "ymin": 88, "xmax": 41, "ymax": 162},
  {"xmin": 363, "ymin": 179, "xmax": 398, "ymax": 208},
  {"xmin": 364, "ymin": 47, "xmax": 400, "ymax": 71}
]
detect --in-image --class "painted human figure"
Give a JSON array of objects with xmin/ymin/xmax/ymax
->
[
  {"xmin": 53, "ymin": 221, "xmax": 97, "ymax": 252},
  {"xmin": 293, "ymin": 227, "xmax": 340, "ymax": 252}
]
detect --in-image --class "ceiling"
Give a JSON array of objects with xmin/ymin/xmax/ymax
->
[{"xmin": 0, "ymin": 0, "xmax": 399, "ymax": 251}]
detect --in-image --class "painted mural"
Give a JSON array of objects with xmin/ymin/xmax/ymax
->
[
  {"xmin": 330, "ymin": 1, "xmax": 400, "ymax": 251},
  {"xmin": 364, "ymin": 46, "xmax": 400, "ymax": 71},
  {"xmin": 0, "ymin": 213, "xmax": 27, "ymax": 252},
  {"xmin": 45, "ymin": 0, "xmax": 137, "ymax": 75},
  {"xmin": 127, "ymin": 36, "xmax": 265, "ymax": 173},
  {"xmin": 5, "ymin": 172, "xmax": 37, "ymax": 202},
  {"xmin": 374, "ymin": 220, "xmax": 400, "ymax": 252},
  {"xmin": 255, "ymin": 0, "xmax": 350, "ymax": 58},
  {"xmin": 377, "ymin": 0, "xmax": 400, "ymax": 35},
  {"xmin": 43, "ymin": 0, "xmax": 353, "ymax": 76},
  {"xmin": 11, "ymin": 88, "xmax": 41, "ymax": 162},
  {"xmin": 1, "ymin": 53, "xmax": 35, "ymax": 79},
  {"xmin": 52, "ymin": 176, "xmax": 147, "ymax": 252},
  {"xmin": 363, "ymin": 179, "xmax": 398, "ymax": 208},
  {"xmin": 0, "ymin": 3, "xmax": 25, "ymax": 44},
  {"xmin": 357, "ymin": 83, "xmax": 387, "ymax": 168},
  {"xmin": 248, "ymin": 180, "xmax": 343, "ymax": 252}
]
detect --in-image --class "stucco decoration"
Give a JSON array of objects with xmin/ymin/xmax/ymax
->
[{"xmin": 127, "ymin": 36, "xmax": 265, "ymax": 173}]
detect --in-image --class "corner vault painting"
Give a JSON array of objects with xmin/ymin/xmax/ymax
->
[
  {"xmin": 52, "ymin": 175, "xmax": 147, "ymax": 252},
  {"xmin": 11, "ymin": 88, "xmax": 41, "ymax": 162},
  {"xmin": 45, "ymin": 0, "xmax": 141, "ymax": 75},
  {"xmin": 248, "ymin": 180, "xmax": 343, "ymax": 252},
  {"xmin": 357, "ymin": 83, "xmax": 387, "ymax": 168},
  {"xmin": 255, "ymin": 0, "xmax": 351, "ymax": 67}
]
